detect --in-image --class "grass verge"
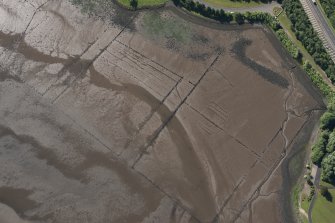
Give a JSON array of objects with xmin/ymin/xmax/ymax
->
[
  {"xmin": 293, "ymin": 185, "xmax": 300, "ymax": 210},
  {"xmin": 320, "ymin": 178, "xmax": 335, "ymax": 188},
  {"xmin": 301, "ymin": 194, "xmax": 310, "ymax": 213},
  {"xmin": 319, "ymin": 168, "xmax": 335, "ymax": 189},
  {"xmin": 312, "ymin": 189, "xmax": 335, "ymax": 223},
  {"xmin": 278, "ymin": 12, "xmax": 327, "ymax": 76}
]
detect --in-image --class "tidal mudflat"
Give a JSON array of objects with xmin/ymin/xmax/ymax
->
[{"xmin": 0, "ymin": 1, "xmax": 324, "ymax": 222}]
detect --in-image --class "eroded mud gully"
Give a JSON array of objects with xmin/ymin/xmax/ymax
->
[{"xmin": 0, "ymin": 1, "xmax": 325, "ymax": 223}]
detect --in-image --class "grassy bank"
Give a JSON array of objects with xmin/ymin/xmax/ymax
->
[
  {"xmin": 301, "ymin": 196, "xmax": 310, "ymax": 213},
  {"xmin": 278, "ymin": 12, "xmax": 328, "ymax": 77},
  {"xmin": 312, "ymin": 190, "xmax": 335, "ymax": 223},
  {"xmin": 320, "ymin": 178, "xmax": 335, "ymax": 188},
  {"xmin": 292, "ymin": 185, "xmax": 302, "ymax": 219}
]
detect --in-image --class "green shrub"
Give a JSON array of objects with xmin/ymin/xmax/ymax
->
[
  {"xmin": 308, "ymin": 186, "xmax": 315, "ymax": 201},
  {"xmin": 327, "ymin": 131, "xmax": 335, "ymax": 153},
  {"xmin": 283, "ymin": 0, "xmax": 335, "ymax": 83},
  {"xmin": 322, "ymin": 152, "xmax": 335, "ymax": 183},
  {"xmin": 311, "ymin": 130, "xmax": 330, "ymax": 165},
  {"xmin": 320, "ymin": 112, "xmax": 335, "ymax": 130},
  {"xmin": 234, "ymin": 13, "xmax": 245, "ymax": 24},
  {"xmin": 130, "ymin": 0, "xmax": 138, "ymax": 9},
  {"xmin": 319, "ymin": 0, "xmax": 335, "ymax": 29},
  {"xmin": 275, "ymin": 29, "xmax": 301, "ymax": 60}
]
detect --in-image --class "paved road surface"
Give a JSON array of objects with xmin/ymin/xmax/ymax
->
[
  {"xmin": 308, "ymin": 166, "xmax": 321, "ymax": 223},
  {"xmin": 300, "ymin": 0, "xmax": 335, "ymax": 62}
]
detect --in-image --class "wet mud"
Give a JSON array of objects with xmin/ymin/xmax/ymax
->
[
  {"xmin": 232, "ymin": 38, "xmax": 289, "ymax": 88},
  {"xmin": 0, "ymin": 187, "xmax": 38, "ymax": 214},
  {"xmin": 69, "ymin": 0, "xmax": 137, "ymax": 30},
  {"xmin": 0, "ymin": 1, "xmax": 325, "ymax": 223}
]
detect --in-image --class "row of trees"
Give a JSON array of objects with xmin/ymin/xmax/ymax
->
[
  {"xmin": 282, "ymin": 0, "xmax": 335, "ymax": 83},
  {"xmin": 303, "ymin": 61, "xmax": 335, "ymax": 185},
  {"xmin": 173, "ymin": 0, "xmax": 233, "ymax": 22},
  {"xmin": 322, "ymin": 152, "xmax": 335, "ymax": 184},
  {"xmin": 130, "ymin": 0, "xmax": 138, "ymax": 9},
  {"xmin": 319, "ymin": 0, "xmax": 335, "ymax": 30},
  {"xmin": 304, "ymin": 60, "xmax": 335, "ymax": 185},
  {"xmin": 303, "ymin": 62, "xmax": 335, "ymax": 100},
  {"xmin": 282, "ymin": 0, "xmax": 335, "ymax": 185},
  {"xmin": 311, "ymin": 101, "xmax": 335, "ymax": 183},
  {"xmin": 276, "ymin": 29, "xmax": 301, "ymax": 60},
  {"xmin": 172, "ymin": 0, "xmax": 281, "ymax": 26},
  {"xmin": 172, "ymin": 0, "xmax": 331, "ymax": 79},
  {"xmin": 230, "ymin": 0, "xmax": 273, "ymax": 3}
]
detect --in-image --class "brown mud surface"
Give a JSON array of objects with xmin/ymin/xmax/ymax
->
[{"xmin": 0, "ymin": 1, "xmax": 325, "ymax": 223}]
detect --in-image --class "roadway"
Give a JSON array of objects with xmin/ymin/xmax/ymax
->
[
  {"xmin": 308, "ymin": 165, "xmax": 321, "ymax": 223},
  {"xmin": 300, "ymin": 0, "xmax": 335, "ymax": 62}
]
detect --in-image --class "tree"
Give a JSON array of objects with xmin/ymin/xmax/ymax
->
[
  {"xmin": 320, "ymin": 185, "xmax": 332, "ymax": 201},
  {"xmin": 130, "ymin": 0, "xmax": 138, "ymax": 9},
  {"xmin": 275, "ymin": 29, "xmax": 301, "ymax": 60},
  {"xmin": 282, "ymin": 0, "xmax": 335, "ymax": 83},
  {"xmin": 320, "ymin": 185, "xmax": 329, "ymax": 196},
  {"xmin": 320, "ymin": 112, "xmax": 335, "ymax": 130},
  {"xmin": 311, "ymin": 130, "xmax": 330, "ymax": 165},
  {"xmin": 312, "ymin": 148, "xmax": 326, "ymax": 165},
  {"xmin": 173, "ymin": 0, "xmax": 181, "ymax": 5},
  {"xmin": 327, "ymin": 131, "xmax": 335, "ymax": 153},
  {"xmin": 328, "ymin": 97, "xmax": 335, "ymax": 111},
  {"xmin": 322, "ymin": 151, "xmax": 335, "ymax": 184},
  {"xmin": 234, "ymin": 13, "xmax": 245, "ymax": 25}
]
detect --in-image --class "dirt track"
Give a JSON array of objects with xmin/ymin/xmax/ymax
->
[{"xmin": 0, "ymin": 1, "xmax": 325, "ymax": 223}]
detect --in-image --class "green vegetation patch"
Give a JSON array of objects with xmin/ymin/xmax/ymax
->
[
  {"xmin": 70, "ymin": 0, "xmax": 135, "ymax": 29},
  {"xmin": 319, "ymin": 0, "xmax": 335, "ymax": 30},
  {"xmin": 312, "ymin": 190, "xmax": 335, "ymax": 223},
  {"xmin": 201, "ymin": 0, "xmax": 261, "ymax": 8},
  {"xmin": 322, "ymin": 152, "xmax": 335, "ymax": 183},
  {"xmin": 277, "ymin": 12, "xmax": 323, "ymax": 74},
  {"xmin": 281, "ymin": 1, "xmax": 335, "ymax": 188},
  {"xmin": 301, "ymin": 192, "xmax": 310, "ymax": 223},
  {"xmin": 117, "ymin": 0, "xmax": 167, "ymax": 9},
  {"xmin": 311, "ymin": 104, "xmax": 335, "ymax": 186},
  {"xmin": 283, "ymin": 0, "xmax": 335, "ymax": 83},
  {"xmin": 292, "ymin": 185, "xmax": 301, "ymax": 210},
  {"xmin": 289, "ymin": 149, "xmax": 307, "ymax": 181},
  {"xmin": 173, "ymin": 0, "xmax": 281, "ymax": 26},
  {"xmin": 275, "ymin": 29, "xmax": 301, "ymax": 60},
  {"xmin": 320, "ymin": 178, "xmax": 335, "ymax": 188},
  {"xmin": 141, "ymin": 12, "xmax": 192, "ymax": 44},
  {"xmin": 301, "ymin": 193, "xmax": 310, "ymax": 212},
  {"xmin": 71, "ymin": 0, "xmax": 99, "ymax": 13}
]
